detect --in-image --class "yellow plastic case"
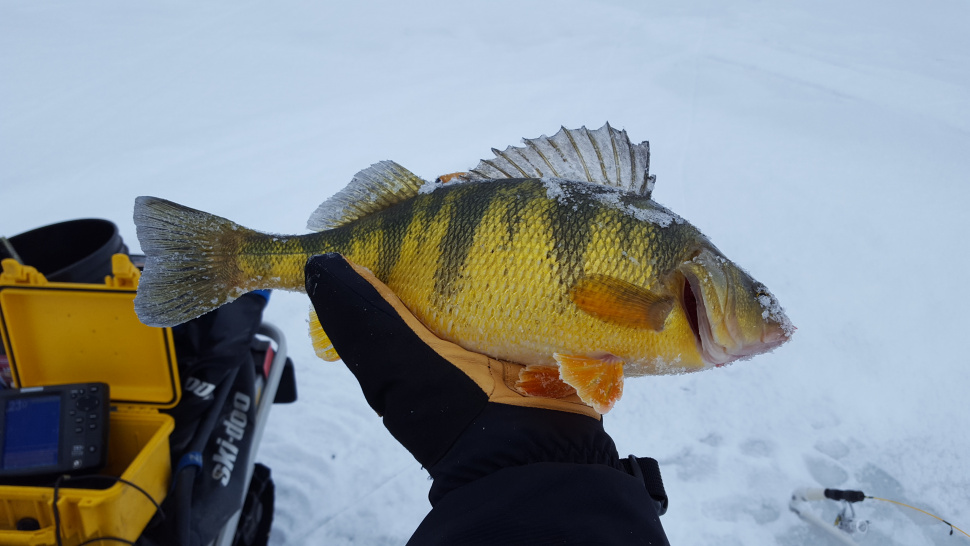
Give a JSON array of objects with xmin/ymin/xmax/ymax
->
[{"xmin": 0, "ymin": 254, "xmax": 180, "ymax": 546}]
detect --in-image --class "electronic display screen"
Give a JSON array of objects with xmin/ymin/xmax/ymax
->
[{"xmin": 2, "ymin": 395, "xmax": 60, "ymax": 470}]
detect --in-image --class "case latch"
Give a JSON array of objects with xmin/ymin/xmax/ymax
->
[
  {"xmin": 0, "ymin": 259, "xmax": 48, "ymax": 286},
  {"xmin": 106, "ymin": 254, "xmax": 141, "ymax": 289}
]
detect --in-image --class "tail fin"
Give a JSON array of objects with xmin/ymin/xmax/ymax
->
[{"xmin": 133, "ymin": 196, "xmax": 252, "ymax": 327}]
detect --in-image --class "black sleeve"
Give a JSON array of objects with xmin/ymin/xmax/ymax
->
[{"xmin": 411, "ymin": 461, "xmax": 669, "ymax": 545}]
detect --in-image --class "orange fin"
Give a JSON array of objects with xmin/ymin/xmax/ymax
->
[
  {"xmin": 554, "ymin": 353, "xmax": 625, "ymax": 414},
  {"xmin": 434, "ymin": 172, "xmax": 469, "ymax": 184},
  {"xmin": 516, "ymin": 365, "xmax": 577, "ymax": 399},
  {"xmin": 309, "ymin": 307, "xmax": 341, "ymax": 361},
  {"xmin": 569, "ymin": 274, "xmax": 673, "ymax": 331}
]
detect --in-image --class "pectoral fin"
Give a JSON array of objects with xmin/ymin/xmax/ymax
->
[
  {"xmin": 554, "ymin": 353, "xmax": 625, "ymax": 414},
  {"xmin": 569, "ymin": 274, "xmax": 673, "ymax": 331},
  {"xmin": 309, "ymin": 307, "xmax": 341, "ymax": 361},
  {"xmin": 516, "ymin": 365, "xmax": 577, "ymax": 399}
]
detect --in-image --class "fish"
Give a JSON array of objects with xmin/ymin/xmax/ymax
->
[{"xmin": 133, "ymin": 123, "xmax": 793, "ymax": 413}]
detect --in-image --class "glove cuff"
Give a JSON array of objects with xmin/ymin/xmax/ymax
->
[{"xmin": 427, "ymin": 402, "xmax": 619, "ymax": 505}]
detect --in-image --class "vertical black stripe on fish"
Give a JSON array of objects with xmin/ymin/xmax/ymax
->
[
  {"xmin": 613, "ymin": 204, "xmax": 639, "ymax": 276},
  {"xmin": 501, "ymin": 181, "xmax": 532, "ymax": 245},
  {"xmin": 616, "ymin": 192, "xmax": 683, "ymax": 276},
  {"xmin": 412, "ymin": 186, "xmax": 449, "ymax": 248},
  {"xmin": 548, "ymin": 181, "xmax": 594, "ymax": 289},
  {"xmin": 370, "ymin": 200, "xmax": 412, "ymax": 281},
  {"xmin": 433, "ymin": 182, "xmax": 501, "ymax": 303},
  {"xmin": 285, "ymin": 230, "xmax": 325, "ymax": 265},
  {"xmin": 361, "ymin": 186, "xmax": 447, "ymax": 282}
]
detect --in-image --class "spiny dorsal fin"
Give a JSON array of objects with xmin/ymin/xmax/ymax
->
[
  {"xmin": 464, "ymin": 123, "xmax": 656, "ymax": 198},
  {"xmin": 307, "ymin": 160, "xmax": 428, "ymax": 231}
]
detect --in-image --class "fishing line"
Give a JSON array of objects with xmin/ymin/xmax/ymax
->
[{"xmin": 866, "ymin": 495, "xmax": 969, "ymax": 539}]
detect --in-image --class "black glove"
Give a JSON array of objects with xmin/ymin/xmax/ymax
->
[{"xmin": 305, "ymin": 253, "xmax": 669, "ymax": 545}]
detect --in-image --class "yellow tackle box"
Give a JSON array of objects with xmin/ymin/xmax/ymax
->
[{"xmin": 0, "ymin": 254, "xmax": 180, "ymax": 546}]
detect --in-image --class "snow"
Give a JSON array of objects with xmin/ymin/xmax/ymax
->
[
  {"xmin": 590, "ymin": 185, "xmax": 682, "ymax": 227},
  {"xmin": 541, "ymin": 177, "xmax": 568, "ymax": 202},
  {"xmin": 2, "ymin": 0, "xmax": 968, "ymax": 544},
  {"xmin": 417, "ymin": 180, "xmax": 441, "ymax": 194}
]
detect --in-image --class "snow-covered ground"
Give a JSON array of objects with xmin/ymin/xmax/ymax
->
[{"xmin": 3, "ymin": 1, "xmax": 968, "ymax": 544}]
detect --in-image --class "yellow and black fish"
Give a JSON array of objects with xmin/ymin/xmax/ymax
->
[{"xmin": 134, "ymin": 123, "xmax": 792, "ymax": 413}]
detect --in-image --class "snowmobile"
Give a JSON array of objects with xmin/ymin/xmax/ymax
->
[{"xmin": 0, "ymin": 218, "xmax": 296, "ymax": 546}]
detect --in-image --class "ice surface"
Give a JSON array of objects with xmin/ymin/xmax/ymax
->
[{"xmin": 2, "ymin": 0, "xmax": 968, "ymax": 544}]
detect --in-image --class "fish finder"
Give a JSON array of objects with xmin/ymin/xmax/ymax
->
[{"xmin": 0, "ymin": 382, "xmax": 109, "ymax": 483}]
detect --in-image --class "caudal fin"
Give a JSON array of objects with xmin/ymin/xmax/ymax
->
[{"xmin": 133, "ymin": 196, "xmax": 252, "ymax": 327}]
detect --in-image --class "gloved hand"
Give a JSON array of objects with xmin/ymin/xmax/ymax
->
[{"xmin": 305, "ymin": 253, "xmax": 668, "ymax": 545}]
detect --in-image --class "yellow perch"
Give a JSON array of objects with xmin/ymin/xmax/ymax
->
[{"xmin": 134, "ymin": 123, "xmax": 793, "ymax": 413}]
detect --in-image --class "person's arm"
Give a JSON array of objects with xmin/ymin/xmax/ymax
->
[{"xmin": 305, "ymin": 253, "xmax": 669, "ymax": 545}]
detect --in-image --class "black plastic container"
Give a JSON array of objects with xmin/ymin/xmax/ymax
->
[{"xmin": 2, "ymin": 219, "xmax": 128, "ymax": 284}]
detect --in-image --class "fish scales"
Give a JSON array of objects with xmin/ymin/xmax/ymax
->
[
  {"xmin": 200, "ymin": 180, "xmax": 698, "ymax": 371},
  {"xmin": 134, "ymin": 124, "xmax": 793, "ymax": 413},
  {"xmin": 354, "ymin": 181, "xmax": 698, "ymax": 372}
]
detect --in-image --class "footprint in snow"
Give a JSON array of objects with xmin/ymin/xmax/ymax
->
[
  {"xmin": 804, "ymin": 454, "xmax": 850, "ymax": 486},
  {"xmin": 702, "ymin": 494, "xmax": 781, "ymax": 524},
  {"xmin": 740, "ymin": 438, "xmax": 774, "ymax": 458}
]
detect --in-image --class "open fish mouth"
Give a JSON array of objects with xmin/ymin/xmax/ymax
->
[
  {"xmin": 681, "ymin": 267, "xmax": 783, "ymax": 368},
  {"xmin": 682, "ymin": 275, "xmax": 705, "ymax": 360},
  {"xmin": 681, "ymin": 274, "xmax": 733, "ymax": 367}
]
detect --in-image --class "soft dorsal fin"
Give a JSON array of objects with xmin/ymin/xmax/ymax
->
[
  {"xmin": 307, "ymin": 160, "xmax": 428, "ymax": 231},
  {"xmin": 463, "ymin": 123, "xmax": 656, "ymax": 198}
]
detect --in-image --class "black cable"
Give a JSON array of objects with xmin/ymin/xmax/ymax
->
[
  {"xmin": 52, "ymin": 474, "xmax": 166, "ymax": 546},
  {"xmin": 187, "ymin": 366, "xmax": 240, "ymax": 456},
  {"xmin": 53, "ymin": 475, "xmax": 64, "ymax": 546},
  {"xmin": 173, "ymin": 366, "xmax": 240, "ymax": 546}
]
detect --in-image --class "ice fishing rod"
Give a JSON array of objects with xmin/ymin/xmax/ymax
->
[
  {"xmin": 0, "ymin": 236, "xmax": 24, "ymax": 264},
  {"xmin": 790, "ymin": 487, "xmax": 970, "ymax": 543}
]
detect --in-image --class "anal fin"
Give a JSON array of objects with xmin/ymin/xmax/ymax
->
[
  {"xmin": 554, "ymin": 353, "xmax": 625, "ymax": 414},
  {"xmin": 309, "ymin": 307, "xmax": 340, "ymax": 361},
  {"xmin": 516, "ymin": 365, "xmax": 577, "ymax": 399}
]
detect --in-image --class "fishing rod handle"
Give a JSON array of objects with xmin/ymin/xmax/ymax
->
[{"xmin": 792, "ymin": 488, "xmax": 865, "ymax": 503}]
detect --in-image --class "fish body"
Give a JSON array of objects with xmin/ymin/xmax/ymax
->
[{"xmin": 134, "ymin": 124, "xmax": 792, "ymax": 413}]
